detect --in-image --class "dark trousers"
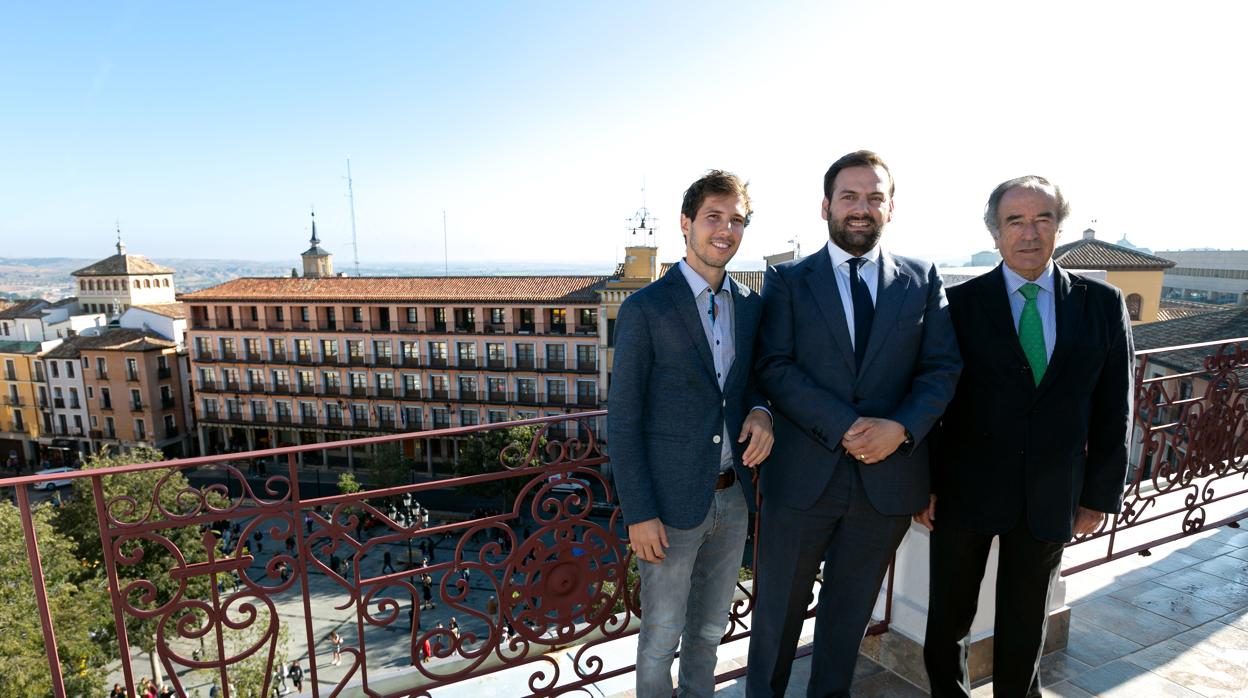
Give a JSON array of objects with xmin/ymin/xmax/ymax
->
[
  {"xmin": 746, "ymin": 457, "xmax": 910, "ymax": 698},
  {"xmin": 923, "ymin": 516, "xmax": 1065, "ymax": 698}
]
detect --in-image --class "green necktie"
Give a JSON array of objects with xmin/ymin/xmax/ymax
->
[{"xmin": 1018, "ymin": 282, "xmax": 1047, "ymax": 386}]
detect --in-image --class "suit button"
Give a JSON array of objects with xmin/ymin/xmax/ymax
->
[
  {"xmin": 713, "ymin": 435, "xmax": 722, "ymax": 444},
  {"xmin": 722, "ymin": 400, "xmax": 726, "ymax": 408}
]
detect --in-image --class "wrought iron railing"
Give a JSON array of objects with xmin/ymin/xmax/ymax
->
[{"xmin": 1063, "ymin": 337, "xmax": 1248, "ymax": 574}]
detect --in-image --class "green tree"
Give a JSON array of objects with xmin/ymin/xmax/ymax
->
[
  {"xmin": 454, "ymin": 425, "xmax": 547, "ymax": 506},
  {"xmin": 0, "ymin": 501, "xmax": 110, "ymax": 697},
  {"xmin": 54, "ymin": 446, "xmax": 226, "ymax": 655},
  {"xmin": 194, "ymin": 616, "xmax": 289, "ymax": 698},
  {"xmin": 336, "ymin": 471, "xmax": 362, "ymax": 495}
]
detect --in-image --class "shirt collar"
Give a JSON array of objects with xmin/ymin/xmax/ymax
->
[
  {"xmin": 678, "ymin": 258, "xmax": 732, "ymax": 297},
  {"xmin": 1001, "ymin": 261, "xmax": 1056, "ymax": 296},
  {"xmin": 826, "ymin": 239, "xmax": 882, "ymax": 269}
]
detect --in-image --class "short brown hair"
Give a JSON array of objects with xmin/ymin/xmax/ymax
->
[
  {"xmin": 681, "ymin": 170, "xmax": 753, "ymax": 227},
  {"xmin": 823, "ymin": 150, "xmax": 895, "ymax": 200}
]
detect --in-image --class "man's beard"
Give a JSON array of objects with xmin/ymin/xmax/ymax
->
[{"xmin": 828, "ymin": 215, "xmax": 883, "ymax": 256}]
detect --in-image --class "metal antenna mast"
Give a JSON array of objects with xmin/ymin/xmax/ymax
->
[{"xmin": 346, "ymin": 158, "xmax": 360, "ymax": 276}]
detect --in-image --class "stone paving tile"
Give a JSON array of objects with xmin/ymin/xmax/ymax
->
[
  {"xmin": 1220, "ymin": 530, "xmax": 1248, "ymax": 548},
  {"xmin": 1180, "ymin": 539, "xmax": 1242, "ymax": 560},
  {"xmin": 1228, "ymin": 547, "xmax": 1248, "ymax": 562},
  {"xmin": 1109, "ymin": 580, "xmax": 1236, "ymax": 626},
  {"xmin": 1173, "ymin": 619, "xmax": 1248, "ymax": 665},
  {"xmin": 1074, "ymin": 595, "xmax": 1190, "ymax": 646},
  {"xmin": 1193, "ymin": 554, "xmax": 1248, "ymax": 586},
  {"xmin": 1125, "ymin": 637, "xmax": 1248, "ymax": 698},
  {"xmin": 1153, "ymin": 567, "xmax": 1248, "ymax": 609},
  {"xmin": 1218, "ymin": 605, "xmax": 1248, "ymax": 633},
  {"xmin": 1063, "ymin": 616, "xmax": 1144, "ymax": 667},
  {"xmin": 1043, "ymin": 681, "xmax": 1097, "ymax": 697},
  {"xmin": 850, "ymin": 669, "xmax": 928, "ymax": 697},
  {"xmin": 1039, "ymin": 651, "xmax": 1094, "ymax": 687},
  {"xmin": 1069, "ymin": 659, "xmax": 1203, "ymax": 696}
]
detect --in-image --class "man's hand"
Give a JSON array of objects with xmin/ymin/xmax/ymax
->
[
  {"xmin": 841, "ymin": 417, "xmax": 907, "ymax": 464},
  {"xmin": 1072, "ymin": 506, "xmax": 1106, "ymax": 538},
  {"xmin": 628, "ymin": 518, "xmax": 669, "ymax": 563},
  {"xmin": 913, "ymin": 494, "xmax": 937, "ymax": 531},
  {"xmin": 739, "ymin": 409, "xmax": 774, "ymax": 467}
]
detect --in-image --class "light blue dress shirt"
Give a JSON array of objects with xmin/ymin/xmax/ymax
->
[
  {"xmin": 1001, "ymin": 262, "xmax": 1057, "ymax": 360},
  {"xmin": 825, "ymin": 241, "xmax": 880, "ymax": 350}
]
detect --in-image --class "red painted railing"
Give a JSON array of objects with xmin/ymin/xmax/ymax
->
[
  {"xmin": 1064, "ymin": 337, "xmax": 1248, "ymax": 574},
  {"xmin": 4, "ymin": 339, "xmax": 1246, "ymax": 696}
]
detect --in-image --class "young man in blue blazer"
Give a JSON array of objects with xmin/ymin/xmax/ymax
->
[{"xmin": 610, "ymin": 169, "xmax": 774, "ymax": 698}]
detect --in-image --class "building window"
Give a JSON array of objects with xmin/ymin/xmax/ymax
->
[
  {"xmin": 431, "ymin": 307, "xmax": 447, "ymax": 331},
  {"xmin": 127, "ymin": 358, "xmax": 140, "ymax": 381},
  {"xmin": 66, "ymin": 360, "xmax": 75, "ymax": 378},
  {"xmin": 488, "ymin": 409, "xmax": 508, "ymax": 423},
  {"xmin": 406, "ymin": 307, "xmax": 418, "ymax": 324},
  {"xmin": 1126, "ymin": 293, "xmax": 1142, "ymax": 321},
  {"xmin": 321, "ymin": 339, "xmax": 339, "ymax": 361},
  {"xmin": 579, "ymin": 308, "xmax": 597, "ymax": 328},
  {"xmin": 135, "ymin": 419, "xmax": 147, "ymax": 441},
  {"xmin": 460, "ymin": 409, "xmax": 479, "ymax": 426},
  {"xmin": 275, "ymin": 306, "xmax": 285, "ymax": 322},
  {"xmin": 352, "ymin": 307, "xmax": 364, "ymax": 323},
  {"xmin": 300, "ymin": 307, "xmax": 310, "ymax": 322},
  {"xmin": 131, "ymin": 389, "xmax": 143, "ymax": 410},
  {"xmin": 50, "ymin": 361, "xmax": 59, "ymax": 378},
  {"xmin": 101, "ymin": 387, "xmax": 112, "ymax": 409}
]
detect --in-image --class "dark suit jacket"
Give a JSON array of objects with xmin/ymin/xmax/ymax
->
[
  {"xmin": 934, "ymin": 264, "xmax": 1133, "ymax": 543},
  {"xmin": 608, "ymin": 265, "xmax": 768, "ymax": 529},
  {"xmin": 755, "ymin": 249, "xmax": 961, "ymax": 514}
]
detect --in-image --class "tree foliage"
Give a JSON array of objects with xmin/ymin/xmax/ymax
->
[
  {"xmin": 54, "ymin": 445, "xmax": 225, "ymax": 654},
  {"xmin": 454, "ymin": 425, "xmax": 547, "ymax": 504},
  {"xmin": 0, "ymin": 501, "xmax": 110, "ymax": 697}
]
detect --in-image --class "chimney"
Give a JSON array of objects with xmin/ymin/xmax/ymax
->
[{"xmin": 1083, "ymin": 228, "xmax": 1096, "ymax": 241}]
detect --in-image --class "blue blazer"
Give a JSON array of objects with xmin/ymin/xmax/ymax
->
[
  {"xmin": 755, "ymin": 249, "xmax": 962, "ymax": 514},
  {"xmin": 608, "ymin": 265, "xmax": 767, "ymax": 529}
]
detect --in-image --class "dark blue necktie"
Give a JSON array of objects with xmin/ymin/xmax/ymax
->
[{"xmin": 848, "ymin": 257, "xmax": 874, "ymax": 368}]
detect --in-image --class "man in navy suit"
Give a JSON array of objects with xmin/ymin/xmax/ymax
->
[
  {"xmin": 919, "ymin": 176, "xmax": 1133, "ymax": 697},
  {"xmin": 747, "ymin": 150, "xmax": 962, "ymax": 696},
  {"xmin": 610, "ymin": 169, "xmax": 775, "ymax": 698}
]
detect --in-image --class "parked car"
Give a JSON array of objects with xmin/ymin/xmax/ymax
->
[{"xmin": 32, "ymin": 466, "xmax": 77, "ymax": 490}]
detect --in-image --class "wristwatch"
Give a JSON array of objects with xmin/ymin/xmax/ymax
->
[{"xmin": 901, "ymin": 429, "xmax": 914, "ymax": 447}]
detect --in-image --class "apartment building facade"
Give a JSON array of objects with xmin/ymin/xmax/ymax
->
[
  {"xmin": 72, "ymin": 237, "xmax": 177, "ymax": 316},
  {"xmin": 180, "ymin": 275, "xmax": 607, "ymax": 473},
  {"xmin": 77, "ymin": 329, "xmax": 191, "ymax": 457},
  {"xmin": 38, "ymin": 337, "xmax": 93, "ymax": 460},
  {"xmin": 1, "ymin": 339, "xmax": 61, "ymax": 467}
]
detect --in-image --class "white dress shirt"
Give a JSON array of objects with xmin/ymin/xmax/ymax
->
[
  {"xmin": 1001, "ymin": 261, "xmax": 1057, "ymax": 360},
  {"xmin": 825, "ymin": 240, "xmax": 881, "ymax": 350}
]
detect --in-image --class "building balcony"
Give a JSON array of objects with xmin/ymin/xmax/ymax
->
[
  {"xmin": 576, "ymin": 394, "xmax": 598, "ymax": 406},
  {"xmin": 38, "ymin": 400, "xmax": 50, "ymax": 411},
  {"xmin": 130, "ymin": 402, "xmax": 144, "ymax": 412},
  {"xmin": 575, "ymin": 324, "xmax": 599, "ymax": 335},
  {"xmin": 325, "ymin": 415, "xmax": 343, "ymax": 427},
  {"xmin": 350, "ymin": 386, "xmax": 369, "ymax": 397},
  {"xmin": 88, "ymin": 429, "xmax": 102, "ymax": 439},
  {"xmin": 486, "ymin": 390, "xmax": 508, "ymax": 403},
  {"xmin": 547, "ymin": 393, "xmax": 567, "ymax": 405},
  {"xmin": 429, "ymin": 389, "xmax": 449, "ymax": 400},
  {"xmin": 377, "ymin": 418, "xmax": 396, "ymax": 431},
  {"xmin": 458, "ymin": 390, "xmax": 478, "ymax": 402},
  {"xmin": 297, "ymin": 385, "xmax": 317, "ymax": 396},
  {"xmin": 517, "ymin": 323, "xmax": 536, "ymax": 334},
  {"xmin": 299, "ymin": 415, "xmax": 319, "ymax": 426},
  {"xmin": 243, "ymin": 353, "xmax": 264, "ymax": 363},
  {"xmin": 252, "ymin": 414, "xmax": 268, "ymax": 424},
  {"xmin": 224, "ymin": 381, "xmax": 241, "ymax": 392},
  {"xmin": 161, "ymin": 397, "xmax": 176, "ymax": 409},
  {"xmin": 376, "ymin": 387, "xmax": 395, "ymax": 398},
  {"xmin": 486, "ymin": 357, "xmax": 507, "ymax": 370},
  {"xmin": 374, "ymin": 355, "xmax": 393, "ymax": 367},
  {"xmin": 322, "ymin": 355, "xmax": 343, "ymax": 366},
  {"xmin": 514, "ymin": 357, "xmax": 536, "ymax": 370},
  {"xmin": 270, "ymin": 351, "xmax": 288, "ymax": 363},
  {"xmin": 402, "ymin": 388, "xmax": 421, "ymax": 399},
  {"xmin": 401, "ymin": 357, "xmax": 422, "ymax": 368},
  {"xmin": 576, "ymin": 360, "xmax": 598, "ymax": 373},
  {"xmin": 454, "ymin": 323, "xmax": 478, "ymax": 334},
  {"xmin": 8, "ymin": 341, "xmax": 1246, "ymax": 698},
  {"xmin": 220, "ymin": 351, "xmax": 237, "ymax": 362},
  {"xmin": 271, "ymin": 384, "xmax": 290, "ymax": 394},
  {"xmin": 274, "ymin": 414, "xmax": 292, "ymax": 424},
  {"xmin": 322, "ymin": 385, "xmax": 341, "ymax": 396},
  {"xmin": 458, "ymin": 357, "xmax": 478, "ymax": 369},
  {"xmin": 348, "ymin": 354, "xmax": 370, "ymax": 365},
  {"xmin": 484, "ymin": 323, "xmax": 506, "ymax": 334},
  {"xmin": 158, "ymin": 367, "xmax": 172, "ymax": 379},
  {"xmin": 69, "ymin": 400, "xmax": 81, "ymax": 409},
  {"xmin": 295, "ymin": 353, "xmax": 315, "ymax": 364},
  {"xmin": 99, "ymin": 402, "xmax": 113, "ymax": 411},
  {"xmin": 196, "ymin": 350, "xmax": 215, "ymax": 361},
  {"xmin": 545, "ymin": 358, "xmax": 566, "ymax": 370},
  {"xmin": 164, "ymin": 427, "xmax": 179, "ymax": 438},
  {"xmin": 548, "ymin": 323, "xmax": 567, "ymax": 335},
  {"xmin": 199, "ymin": 381, "xmax": 218, "ymax": 393},
  {"xmin": 427, "ymin": 357, "xmax": 449, "ymax": 369},
  {"xmin": 224, "ymin": 411, "xmax": 243, "ymax": 421},
  {"xmin": 52, "ymin": 398, "xmax": 65, "ymax": 409}
]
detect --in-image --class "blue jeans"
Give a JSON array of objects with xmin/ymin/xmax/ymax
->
[{"xmin": 636, "ymin": 484, "xmax": 749, "ymax": 698}]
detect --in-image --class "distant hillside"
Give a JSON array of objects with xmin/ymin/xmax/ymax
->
[{"xmin": 0, "ymin": 256, "xmax": 617, "ymax": 300}]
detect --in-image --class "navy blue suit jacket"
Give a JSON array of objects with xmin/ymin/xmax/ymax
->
[
  {"xmin": 608, "ymin": 265, "xmax": 767, "ymax": 529},
  {"xmin": 934, "ymin": 264, "xmax": 1133, "ymax": 543},
  {"xmin": 755, "ymin": 249, "xmax": 962, "ymax": 514}
]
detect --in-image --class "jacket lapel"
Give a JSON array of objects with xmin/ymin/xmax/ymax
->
[
  {"xmin": 661, "ymin": 265, "xmax": 718, "ymax": 385},
  {"xmin": 803, "ymin": 252, "xmax": 857, "ymax": 372},
  {"xmin": 725, "ymin": 278, "xmax": 755, "ymax": 387},
  {"xmin": 857, "ymin": 252, "xmax": 913, "ymax": 376},
  {"xmin": 980, "ymin": 265, "xmax": 1029, "ymax": 368},
  {"xmin": 1033, "ymin": 265, "xmax": 1083, "ymax": 400}
]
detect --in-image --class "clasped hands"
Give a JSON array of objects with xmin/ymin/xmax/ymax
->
[{"xmin": 841, "ymin": 417, "xmax": 906, "ymax": 465}]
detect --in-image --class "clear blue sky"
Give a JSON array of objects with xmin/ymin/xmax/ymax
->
[{"xmin": 2, "ymin": 2, "xmax": 1245, "ymax": 268}]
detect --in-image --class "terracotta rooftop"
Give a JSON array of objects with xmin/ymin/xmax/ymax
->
[
  {"xmin": 0, "ymin": 299, "xmax": 52, "ymax": 319},
  {"xmin": 42, "ymin": 328, "xmax": 176, "ymax": 357},
  {"xmin": 72, "ymin": 253, "xmax": 175, "ymax": 277},
  {"xmin": 178, "ymin": 276, "xmax": 609, "ymax": 304},
  {"xmin": 1054, "ymin": 239, "xmax": 1176, "ymax": 271},
  {"xmin": 1155, "ymin": 300, "xmax": 1235, "ymax": 323},
  {"xmin": 1131, "ymin": 306, "xmax": 1248, "ymax": 373},
  {"xmin": 130, "ymin": 303, "xmax": 188, "ymax": 319}
]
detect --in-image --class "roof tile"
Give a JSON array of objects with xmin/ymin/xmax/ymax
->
[{"xmin": 178, "ymin": 276, "xmax": 609, "ymax": 304}]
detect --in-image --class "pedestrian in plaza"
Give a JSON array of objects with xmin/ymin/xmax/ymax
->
[
  {"xmin": 449, "ymin": 616, "xmax": 460, "ymax": 638},
  {"xmin": 285, "ymin": 535, "xmax": 296, "ymax": 557},
  {"xmin": 330, "ymin": 553, "xmax": 341, "ymax": 576},
  {"xmin": 287, "ymin": 661, "xmax": 304, "ymax": 692},
  {"xmin": 610, "ymin": 169, "xmax": 773, "ymax": 698},
  {"xmin": 329, "ymin": 630, "xmax": 343, "ymax": 666},
  {"xmin": 109, "ymin": 683, "xmax": 125, "ymax": 698},
  {"xmin": 279, "ymin": 561, "xmax": 291, "ymax": 583},
  {"xmin": 486, "ymin": 595, "xmax": 498, "ymax": 616},
  {"xmin": 420, "ymin": 635, "xmax": 433, "ymax": 663},
  {"xmin": 921, "ymin": 176, "xmax": 1133, "ymax": 698},
  {"xmin": 253, "ymin": 530, "xmax": 263, "ymax": 554},
  {"xmin": 421, "ymin": 572, "xmax": 434, "ymax": 609},
  {"xmin": 305, "ymin": 513, "xmax": 313, "ymax": 534},
  {"xmin": 382, "ymin": 550, "xmax": 396, "ymax": 574}
]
